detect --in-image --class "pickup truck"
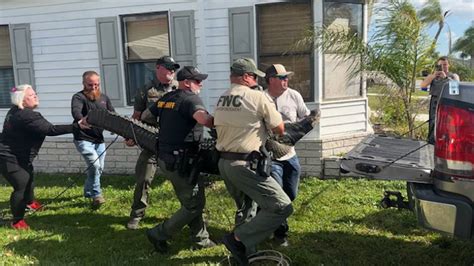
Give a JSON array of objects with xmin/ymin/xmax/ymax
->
[{"xmin": 340, "ymin": 81, "xmax": 474, "ymax": 239}]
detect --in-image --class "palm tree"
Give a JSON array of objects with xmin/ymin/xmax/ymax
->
[
  {"xmin": 418, "ymin": 0, "xmax": 451, "ymax": 48},
  {"xmin": 452, "ymin": 25, "xmax": 474, "ymax": 68},
  {"xmin": 295, "ymin": 0, "xmax": 433, "ymax": 137}
]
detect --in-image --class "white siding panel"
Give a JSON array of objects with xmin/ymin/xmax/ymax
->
[
  {"xmin": 34, "ymin": 52, "xmax": 98, "ymax": 62},
  {"xmin": 35, "ymin": 68, "xmax": 97, "ymax": 78},
  {"xmin": 39, "ymin": 100, "xmax": 72, "ymax": 108},
  {"xmin": 207, "ymin": 45, "xmax": 230, "ymax": 54},
  {"xmin": 205, "ymin": 54, "xmax": 230, "ymax": 64},
  {"xmin": 206, "ymin": 63, "xmax": 231, "ymax": 72},
  {"xmin": 37, "ymin": 84, "xmax": 81, "ymax": 93},
  {"xmin": 322, "ymin": 122, "xmax": 367, "ymax": 136},
  {"xmin": 31, "ymin": 27, "xmax": 96, "ymax": 39},
  {"xmin": 33, "ymin": 35, "xmax": 97, "ymax": 46},
  {"xmin": 35, "ymin": 60, "xmax": 98, "ymax": 70},
  {"xmin": 320, "ymin": 99, "xmax": 368, "ymax": 135},
  {"xmin": 204, "ymin": 36, "xmax": 228, "ymax": 46},
  {"xmin": 36, "ymin": 76, "xmax": 87, "ymax": 86},
  {"xmin": 33, "ymin": 43, "xmax": 98, "ymax": 55},
  {"xmin": 31, "ymin": 19, "xmax": 96, "ymax": 30},
  {"xmin": 207, "ymin": 27, "xmax": 228, "ymax": 37},
  {"xmin": 37, "ymin": 92, "xmax": 75, "ymax": 101},
  {"xmin": 204, "ymin": 71, "xmax": 230, "ymax": 80}
]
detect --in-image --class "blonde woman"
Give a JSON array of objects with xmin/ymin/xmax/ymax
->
[{"xmin": 0, "ymin": 84, "xmax": 88, "ymax": 229}]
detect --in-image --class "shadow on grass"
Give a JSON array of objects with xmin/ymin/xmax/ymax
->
[
  {"xmin": 0, "ymin": 173, "xmax": 168, "ymax": 192},
  {"xmin": 260, "ymin": 230, "xmax": 474, "ymax": 265},
  {"xmin": 334, "ymin": 208, "xmax": 425, "ymax": 237},
  {"xmin": 6, "ymin": 212, "xmax": 228, "ymax": 265}
]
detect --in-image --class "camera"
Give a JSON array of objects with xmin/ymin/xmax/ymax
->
[{"xmin": 435, "ymin": 64, "xmax": 442, "ymax": 71}]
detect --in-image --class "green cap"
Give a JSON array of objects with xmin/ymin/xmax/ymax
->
[{"xmin": 230, "ymin": 58, "xmax": 265, "ymax": 77}]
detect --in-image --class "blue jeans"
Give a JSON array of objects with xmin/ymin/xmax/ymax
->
[
  {"xmin": 271, "ymin": 155, "xmax": 301, "ymax": 238},
  {"xmin": 74, "ymin": 140, "xmax": 106, "ymax": 198},
  {"xmin": 271, "ymin": 155, "xmax": 301, "ymax": 201}
]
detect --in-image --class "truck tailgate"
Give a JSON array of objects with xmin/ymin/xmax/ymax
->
[{"xmin": 340, "ymin": 135, "xmax": 433, "ymax": 183}]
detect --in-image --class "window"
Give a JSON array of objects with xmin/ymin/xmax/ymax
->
[
  {"xmin": 257, "ymin": 1, "xmax": 313, "ymax": 101},
  {"xmin": 323, "ymin": 0, "xmax": 364, "ymax": 100},
  {"xmin": 121, "ymin": 13, "xmax": 170, "ymax": 104},
  {"xmin": 0, "ymin": 25, "xmax": 14, "ymax": 107}
]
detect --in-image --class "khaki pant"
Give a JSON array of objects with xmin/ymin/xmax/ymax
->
[
  {"xmin": 218, "ymin": 158, "xmax": 293, "ymax": 248},
  {"xmin": 148, "ymin": 158, "xmax": 210, "ymax": 245},
  {"xmin": 130, "ymin": 149, "xmax": 157, "ymax": 218}
]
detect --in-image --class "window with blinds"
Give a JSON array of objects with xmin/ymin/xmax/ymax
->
[
  {"xmin": 121, "ymin": 13, "xmax": 170, "ymax": 104},
  {"xmin": 257, "ymin": 1, "xmax": 313, "ymax": 101},
  {"xmin": 0, "ymin": 25, "xmax": 14, "ymax": 108}
]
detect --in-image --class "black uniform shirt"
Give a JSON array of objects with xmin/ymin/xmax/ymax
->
[
  {"xmin": 71, "ymin": 91, "xmax": 114, "ymax": 143},
  {"xmin": 0, "ymin": 106, "xmax": 74, "ymax": 165},
  {"xmin": 149, "ymin": 89, "xmax": 206, "ymax": 153}
]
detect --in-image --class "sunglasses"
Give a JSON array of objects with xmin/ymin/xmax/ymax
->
[
  {"xmin": 246, "ymin": 73, "xmax": 258, "ymax": 80},
  {"xmin": 276, "ymin": 75, "xmax": 288, "ymax": 80},
  {"xmin": 190, "ymin": 79, "xmax": 202, "ymax": 84}
]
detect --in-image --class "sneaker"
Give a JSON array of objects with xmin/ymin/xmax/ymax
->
[
  {"xmin": 91, "ymin": 196, "xmax": 105, "ymax": 208},
  {"xmin": 192, "ymin": 239, "xmax": 217, "ymax": 250},
  {"xmin": 146, "ymin": 229, "xmax": 168, "ymax": 253},
  {"xmin": 11, "ymin": 219, "xmax": 29, "ymax": 230},
  {"xmin": 26, "ymin": 200, "xmax": 43, "ymax": 211},
  {"xmin": 126, "ymin": 217, "xmax": 141, "ymax": 230},
  {"xmin": 222, "ymin": 233, "xmax": 249, "ymax": 266}
]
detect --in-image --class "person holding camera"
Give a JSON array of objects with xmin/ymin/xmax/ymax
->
[
  {"xmin": 214, "ymin": 58, "xmax": 292, "ymax": 265},
  {"xmin": 420, "ymin": 56, "xmax": 459, "ymax": 144},
  {"xmin": 144, "ymin": 66, "xmax": 215, "ymax": 253}
]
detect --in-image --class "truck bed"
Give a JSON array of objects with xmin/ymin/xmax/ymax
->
[{"xmin": 340, "ymin": 135, "xmax": 434, "ymax": 183}]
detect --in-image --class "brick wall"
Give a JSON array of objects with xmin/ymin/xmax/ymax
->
[
  {"xmin": 34, "ymin": 137, "xmax": 139, "ymax": 175},
  {"xmin": 34, "ymin": 132, "xmax": 369, "ymax": 178},
  {"xmin": 296, "ymin": 132, "xmax": 369, "ymax": 178}
]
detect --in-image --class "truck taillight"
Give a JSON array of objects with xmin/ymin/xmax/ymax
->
[{"xmin": 435, "ymin": 103, "xmax": 474, "ymax": 179}]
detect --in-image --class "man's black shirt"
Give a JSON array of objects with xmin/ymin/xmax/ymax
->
[
  {"xmin": 71, "ymin": 91, "xmax": 114, "ymax": 143},
  {"xmin": 149, "ymin": 89, "xmax": 206, "ymax": 153}
]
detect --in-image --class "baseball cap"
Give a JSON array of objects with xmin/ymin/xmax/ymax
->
[
  {"xmin": 230, "ymin": 58, "xmax": 265, "ymax": 77},
  {"xmin": 265, "ymin": 64, "xmax": 294, "ymax": 78},
  {"xmin": 156, "ymin": 56, "xmax": 180, "ymax": 70},
  {"xmin": 176, "ymin": 66, "xmax": 208, "ymax": 81}
]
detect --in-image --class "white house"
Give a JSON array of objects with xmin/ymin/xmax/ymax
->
[{"xmin": 0, "ymin": 0, "xmax": 371, "ymax": 176}]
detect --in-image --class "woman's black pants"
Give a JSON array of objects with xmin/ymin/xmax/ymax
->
[{"xmin": 0, "ymin": 162, "xmax": 34, "ymax": 222}]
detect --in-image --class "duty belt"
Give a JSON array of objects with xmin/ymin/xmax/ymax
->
[{"xmin": 219, "ymin": 151, "xmax": 254, "ymax": 161}]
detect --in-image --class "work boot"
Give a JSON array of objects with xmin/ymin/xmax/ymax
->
[
  {"xmin": 222, "ymin": 233, "xmax": 249, "ymax": 265},
  {"xmin": 11, "ymin": 219, "xmax": 29, "ymax": 230},
  {"xmin": 146, "ymin": 229, "xmax": 168, "ymax": 253},
  {"xmin": 91, "ymin": 196, "xmax": 105, "ymax": 209},
  {"xmin": 127, "ymin": 217, "xmax": 141, "ymax": 230}
]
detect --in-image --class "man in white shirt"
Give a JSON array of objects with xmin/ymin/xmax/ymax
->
[{"xmin": 265, "ymin": 64, "xmax": 310, "ymax": 247}]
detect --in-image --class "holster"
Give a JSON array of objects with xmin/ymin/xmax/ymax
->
[
  {"xmin": 245, "ymin": 146, "xmax": 272, "ymax": 177},
  {"xmin": 256, "ymin": 145, "xmax": 272, "ymax": 177}
]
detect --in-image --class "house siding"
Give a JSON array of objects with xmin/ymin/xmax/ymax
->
[{"xmin": 0, "ymin": 0, "xmax": 371, "ymax": 176}]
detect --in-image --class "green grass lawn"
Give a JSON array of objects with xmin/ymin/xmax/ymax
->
[{"xmin": 1, "ymin": 174, "xmax": 473, "ymax": 265}]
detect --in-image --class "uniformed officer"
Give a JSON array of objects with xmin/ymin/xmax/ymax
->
[
  {"xmin": 214, "ymin": 58, "xmax": 293, "ymax": 265},
  {"xmin": 145, "ymin": 66, "xmax": 215, "ymax": 252},
  {"xmin": 126, "ymin": 56, "xmax": 180, "ymax": 230}
]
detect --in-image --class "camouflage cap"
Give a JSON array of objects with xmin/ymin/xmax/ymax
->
[{"xmin": 230, "ymin": 58, "xmax": 265, "ymax": 77}]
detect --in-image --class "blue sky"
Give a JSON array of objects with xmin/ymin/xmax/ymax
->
[{"xmin": 411, "ymin": 0, "xmax": 474, "ymax": 57}]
